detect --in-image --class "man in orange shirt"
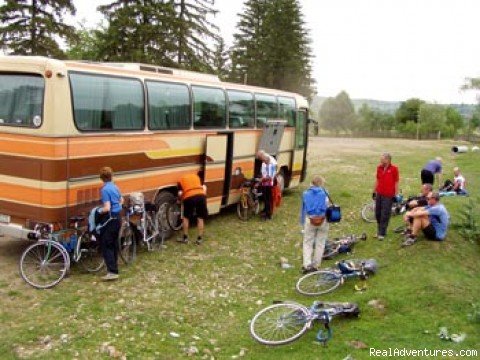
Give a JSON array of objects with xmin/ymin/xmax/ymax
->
[{"xmin": 178, "ymin": 173, "xmax": 208, "ymax": 244}]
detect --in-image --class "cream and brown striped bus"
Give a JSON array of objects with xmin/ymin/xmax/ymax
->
[{"xmin": 0, "ymin": 56, "xmax": 309, "ymax": 240}]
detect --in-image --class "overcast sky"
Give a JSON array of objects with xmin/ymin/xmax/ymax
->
[{"xmin": 69, "ymin": 0, "xmax": 480, "ymax": 104}]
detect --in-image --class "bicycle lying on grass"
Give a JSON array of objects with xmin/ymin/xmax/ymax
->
[
  {"xmin": 296, "ymin": 259, "xmax": 378, "ymax": 296},
  {"xmin": 20, "ymin": 216, "xmax": 104, "ymax": 289},
  {"xmin": 361, "ymin": 194, "xmax": 406, "ymax": 223},
  {"xmin": 237, "ymin": 178, "xmax": 262, "ymax": 221},
  {"xmin": 250, "ymin": 300, "xmax": 360, "ymax": 345},
  {"xmin": 323, "ymin": 233, "xmax": 367, "ymax": 259}
]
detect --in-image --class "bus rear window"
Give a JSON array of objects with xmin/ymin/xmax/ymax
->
[
  {"xmin": 70, "ymin": 72, "xmax": 144, "ymax": 131},
  {"xmin": 0, "ymin": 73, "xmax": 44, "ymax": 128}
]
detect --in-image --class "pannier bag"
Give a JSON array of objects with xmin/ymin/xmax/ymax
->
[
  {"xmin": 129, "ymin": 192, "xmax": 145, "ymax": 214},
  {"xmin": 322, "ymin": 187, "xmax": 342, "ymax": 223}
]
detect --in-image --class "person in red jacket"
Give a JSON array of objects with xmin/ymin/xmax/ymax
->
[{"xmin": 373, "ymin": 153, "xmax": 399, "ymax": 240}]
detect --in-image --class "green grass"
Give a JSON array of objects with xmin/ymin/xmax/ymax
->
[{"xmin": 0, "ymin": 137, "xmax": 479, "ymax": 359}]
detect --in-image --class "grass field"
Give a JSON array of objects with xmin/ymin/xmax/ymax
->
[{"xmin": 0, "ymin": 137, "xmax": 479, "ymax": 359}]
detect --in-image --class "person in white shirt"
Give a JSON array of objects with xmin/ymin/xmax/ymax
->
[
  {"xmin": 453, "ymin": 167, "xmax": 468, "ymax": 195},
  {"xmin": 256, "ymin": 150, "xmax": 277, "ymax": 220}
]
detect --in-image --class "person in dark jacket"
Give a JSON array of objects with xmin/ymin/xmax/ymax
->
[{"xmin": 299, "ymin": 175, "xmax": 329, "ymax": 274}]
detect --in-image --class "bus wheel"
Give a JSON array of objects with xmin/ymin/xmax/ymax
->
[
  {"xmin": 155, "ymin": 191, "xmax": 176, "ymax": 239},
  {"xmin": 276, "ymin": 170, "xmax": 287, "ymax": 193}
]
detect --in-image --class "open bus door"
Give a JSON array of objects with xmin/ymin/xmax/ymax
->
[
  {"xmin": 204, "ymin": 133, "xmax": 233, "ymax": 215},
  {"xmin": 289, "ymin": 110, "xmax": 308, "ymax": 187}
]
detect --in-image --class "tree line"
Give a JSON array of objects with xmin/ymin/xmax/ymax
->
[
  {"xmin": 0, "ymin": 0, "xmax": 314, "ymax": 97},
  {"xmin": 317, "ymin": 91, "xmax": 480, "ymax": 138}
]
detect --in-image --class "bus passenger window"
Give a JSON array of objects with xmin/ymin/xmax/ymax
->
[
  {"xmin": 192, "ymin": 86, "xmax": 226, "ymax": 129},
  {"xmin": 255, "ymin": 93, "xmax": 277, "ymax": 128},
  {"xmin": 227, "ymin": 90, "xmax": 254, "ymax": 128},
  {"xmin": 147, "ymin": 81, "xmax": 190, "ymax": 130},
  {"xmin": 278, "ymin": 96, "xmax": 296, "ymax": 127},
  {"xmin": 70, "ymin": 73, "xmax": 144, "ymax": 131}
]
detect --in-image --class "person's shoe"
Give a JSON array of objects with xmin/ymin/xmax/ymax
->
[
  {"xmin": 301, "ymin": 266, "xmax": 318, "ymax": 274},
  {"xmin": 377, "ymin": 235, "xmax": 385, "ymax": 241},
  {"xmin": 102, "ymin": 272, "xmax": 119, "ymax": 281},
  {"xmin": 401, "ymin": 237, "xmax": 416, "ymax": 247},
  {"xmin": 195, "ymin": 237, "xmax": 203, "ymax": 245},
  {"xmin": 401, "ymin": 229, "xmax": 412, "ymax": 236},
  {"xmin": 177, "ymin": 236, "xmax": 189, "ymax": 244}
]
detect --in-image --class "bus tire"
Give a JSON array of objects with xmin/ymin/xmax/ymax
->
[{"xmin": 155, "ymin": 191, "xmax": 176, "ymax": 239}]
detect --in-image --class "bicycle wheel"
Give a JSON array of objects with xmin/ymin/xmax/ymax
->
[
  {"xmin": 146, "ymin": 213, "xmax": 163, "ymax": 251},
  {"xmin": 250, "ymin": 303, "xmax": 310, "ymax": 345},
  {"xmin": 118, "ymin": 224, "xmax": 136, "ymax": 264},
  {"xmin": 19, "ymin": 240, "xmax": 69, "ymax": 289},
  {"xmin": 361, "ymin": 201, "xmax": 376, "ymax": 223},
  {"xmin": 237, "ymin": 193, "xmax": 254, "ymax": 221},
  {"xmin": 76, "ymin": 233, "xmax": 104, "ymax": 273},
  {"xmin": 296, "ymin": 270, "xmax": 342, "ymax": 296},
  {"xmin": 166, "ymin": 202, "xmax": 182, "ymax": 231}
]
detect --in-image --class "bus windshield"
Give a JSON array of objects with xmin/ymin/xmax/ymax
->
[{"xmin": 0, "ymin": 73, "xmax": 44, "ymax": 127}]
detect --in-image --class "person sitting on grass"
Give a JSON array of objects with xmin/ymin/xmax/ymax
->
[
  {"xmin": 439, "ymin": 167, "xmax": 468, "ymax": 196},
  {"xmin": 406, "ymin": 183, "xmax": 433, "ymax": 210},
  {"xmin": 401, "ymin": 191, "xmax": 450, "ymax": 247},
  {"xmin": 453, "ymin": 167, "xmax": 468, "ymax": 195}
]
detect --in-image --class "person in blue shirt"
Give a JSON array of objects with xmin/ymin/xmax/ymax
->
[
  {"xmin": 401, "ymin": 191, "xmax": 450, "ymax": 247},
  {"xmin": 299, "ymin": 175, "xmax": 329, "ymax": 274},
  {"xmin": 421, "ymin": 157, "xmax": 442, "ymax": 186},
  {"xmin": 98, "ymin": 167, "xmax": 123, "ymax": 280}
]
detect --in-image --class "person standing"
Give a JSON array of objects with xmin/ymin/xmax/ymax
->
[
  {"xmin": 256, "ymin": 150, "xmax": 277, "ymax": 220},
  {"xmin": 373, "ymin": 153, "xmax": 399, "ymax": 240},
  {"xmin": 98, "ymin": 167, "xmax": 123, "ymax": 281},
  {"xmin": 421, "ymin": 157, "xmax": 442, "ymax": 186},
  {"xmin": 178, "ymin": 173, "xmax": 208, "ymax": 245},
  {"xmin": 299, "ymin": 175, "xmax": 329, "ymax": 274}
]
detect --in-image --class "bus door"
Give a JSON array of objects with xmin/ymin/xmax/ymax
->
[
  {"xmin": 204, "ymin": 133, "xmax": 233, "ymax": 214},
  {"xmin": 290, "ymin": 110, "xmax": 308, "ymax": 187}
]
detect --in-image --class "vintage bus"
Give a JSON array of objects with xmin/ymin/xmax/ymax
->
[{"xmin": 0, "ymin": 56, "xmax": 309, "ymax": 240}]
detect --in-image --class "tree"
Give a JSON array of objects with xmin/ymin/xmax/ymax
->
[
  {"xmin": 0, "ymin": 0, "xmax": 77, "ymax": 58},
  {"xmin": 66, "ymin": 25, "xmax": 103, "ymax": 60},
  {"xmin": 231, "ymin": 0, "xmax": 314, "ymax": 97},
  {"xmin": 212, "ymin": 37, "xmax": 230, "ymax": 80},
  {"xmin": 445, "ymin": 107, "xmax": 464, "ymax": 133},
  {"xmin": 97, "ymin": 0, "xmax": 177, "ymax": 65},
  {"xmin": 319, "ymin": 91, "xmax": 356, "ymax": 133},
  {"xmin": 418, "ymin": 103, "xmax": 447, "ymax": 137},
  {"xmin": 357, "ymin": 104, "xmax": 395, "ymax": 132},
  {"xmin": 171, "ymin": 0, "xmax": 219, "ymax": 71},
  {"xmin": 394, "ymin": 98, "xmax": 425, "ymax": 124}
]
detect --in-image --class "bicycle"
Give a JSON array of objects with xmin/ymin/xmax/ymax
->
[
  {"xmin": 19, "ymin": 217, "xmax": 104, "ymax": 289},
  {"xmin": 361, "ymin": 194, "xmax": 406, "ymax": 223},
  {"xmin": 237, "ymin": 178, "xmax": 262, "ymax": 221},
  {"xmin": 323, "ymin": 233, "xmax": 367, "ymax": 259},
  {"xmin": 118, "ymin": 200, "xmax": 165, "ymax": 265},
  {"xmin": 250, "ymin": 300, "xmax": 360, "ymax": 346},
  {"xmin": 296, "ymin": 259, "xmax": 378, "ymax": 296}
]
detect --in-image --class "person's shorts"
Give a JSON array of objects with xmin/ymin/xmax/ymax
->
[
  {"xmin": 420, "ymin": 169, "xmax": 434, "ymax": 185},
  {"xmin": 422, "ymin": 224, "xmax": 438, "ymax": 240},
  {"xmin": 183, "ymin": 195, "xmax": 208, "ymax": 220}
]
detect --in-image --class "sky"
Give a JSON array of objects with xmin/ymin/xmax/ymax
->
[{"xmin": 68, "ymin": 0, "xmax": 480, "ymax": 104}]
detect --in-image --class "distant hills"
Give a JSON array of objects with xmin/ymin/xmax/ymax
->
[{"xmin": 310, "ymin": 96, "xmax": 477, "ymax": 118}]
